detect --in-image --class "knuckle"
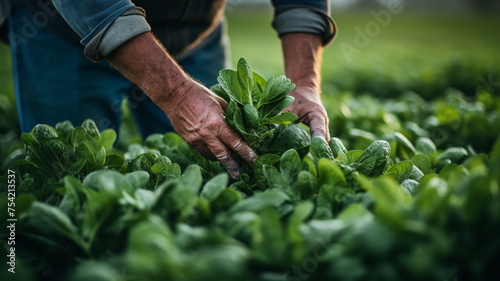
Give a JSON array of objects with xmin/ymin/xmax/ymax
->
[
  {"xmin": 215, "ymin": 153, "xmax": 229, "ymax": 161},
  {"xmin": 198, "ymin": 129, "xmax": 213, "ymax": 139},
  {"xmin": 233, "ymin": 140, "xmax": 243, "ymax": 150}
]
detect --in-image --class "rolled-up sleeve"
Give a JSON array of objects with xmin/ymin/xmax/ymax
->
[
  {"xmin": 52, "ymin": 0, "xmax": 151, "ymax": 61},
  {"xmin": 271, "ymin": 0, "xmax": 337, "ymax": 46}
]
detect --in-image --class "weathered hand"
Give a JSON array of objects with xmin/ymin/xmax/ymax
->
[
  {"xmin": 285, "ymin": 85, "xmax": 330, "ymax": 141},
  {"xmin": 162, "ymin": 79, "xmax": 257, "ymax": 179}
]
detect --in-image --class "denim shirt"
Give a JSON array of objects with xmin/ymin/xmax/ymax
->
[{"xmin": 2, "ymin": 0, "xmax": 336, "ymax": 61}]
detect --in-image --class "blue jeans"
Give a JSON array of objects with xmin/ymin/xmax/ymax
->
[{"xmin": 8, "ymin": 8, "xmax": 230, "ymax": 138}]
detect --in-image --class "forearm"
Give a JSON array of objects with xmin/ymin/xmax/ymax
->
[
  {"xmin": 280, "ymin": 33, "xmax": 330, "ymax": 140},
  {"xmin": 105, "ymin": 32, "xmax": 188, "ymax": 110},
  {"xmin": 281, "ymin": 33, "xmax": 323, "ymax": 91}
]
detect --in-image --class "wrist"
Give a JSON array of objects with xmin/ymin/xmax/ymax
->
[{"xmin": 157, "ymin": 76, "xmax": 194, "ymax": 112}]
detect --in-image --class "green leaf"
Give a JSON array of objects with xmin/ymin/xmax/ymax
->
[
  {"xmin": 254, "ymin": 154, "xmax": 281, "ymax": 189},
  {"xmin": 315, "ymin": 184, "xmax": 335, "ymax": 219},
  {"xmin": 201, "ymin": 173, "xmax": 229, "ymax": 201},
  {"xmin": 83, "ymin": 170, "xmax": 134, "ymax": 193},
  {"xmin": 68, "ymin": 159, "xmax": 86, "ymax": 176},
  {"xmin": 21, "ymin": 132, "xmax": 40, "ymax": 148},
  {"xmin": 243, "ymin": 104, "xmax": 260, "ymax": 129},
  {"xmin": 149, "ymin": 162, "xmax": 181, "ymax": 189},
  {"xmin": 135, "ymin": 188, "xmax": 156, "ymax": 209},
  {"xmin": 233, "ymin": 106, "xmax": 249, "ymax": 136},
  {"xmin": 356, "ymin": 140, "xmax": 391, "ymax": 177},
  {"xmin": 301, "ymin": 157, "xmax": 317, "ymax": 177},
  {"xmin": 99, "ymin": 129, "xmax": 117, "ymax": 151},
  {"xmin": 329, "ymin": 137, "xmax": 348, "ymax": 158},
  {"xmin": 104, "ymin": 153, "xmax": 125, "ymax": 169},
  {"xmin": 211, "ymin": 188, "xmax": 242, "ymax": 212},
  {"xmin": 263, "ymin": 164, "xmax": 288, "ymax": 190},
  {"xmin": 254, "ymin": 207, "xmax": 287, "ymax": 264},
  {"xmin": 224, "ymin": 212, "xmax": 260, "ymax": 244},
  {"xmin": 297, "ymin": 170, "xmax": 317, "ymax": 199},
  {"xmin": 412, "ymin": 154, "xmax": 432, "ymax": 174},
  {"xmin": 350, "ymin": 128, "xmax": 377, "ymax": 148},
  {"xmin": 345, "ymin": 150, "xmax": 364, "ymax": 165},
  {"xmin": 237, "ymin": 57, "xmax": 254, "ymax": 105},
  {"xmin": 76, "ymin": 142, "xmax": 97, "ymax": 172},
  {"xmin": 337, "ymin": 203, "xmax": 372, "ymax": 223},
  {"xmin": 153, "ymin": 180, "xmax": 196, "ymax": 217},
  {"xmin": 126, "ymin": 171, "xmax": 150, "ymax": 189},
  {"xmin": 267, "ymin": 124, "xmax": 311, "ymax": 155},
  {"xmin": 280, "ymin": 149, "xmax": 301, "ymax": 185},
  {"xmin": 129, "ymin": 154, "xmax": 152, "ymax": 172},
  {"xmin": 22, "ymin": 202, "xmax": 84, "ymax": 248},
  {"xmin": 127, "ymin": 215, "xmax": 182, "ymax": 280},
  {"xmin": 400, "ymin": 179, "xmax": 419, "ymax": 196},
  {"xmin": 415, "ymin": 137, "xmax": 437, "ymax": 155},
  {"xmin": 55, "ymin": 120, "xmax": 75, "ymax": 140},
  {"xmin": 292, "ymin": 200, "xmax": 315, "ymax": 222},
  {"xmin": 261, "ymin": 112, "xmax": 298, "ymax": 125},
  {"xmin": 31, "ymin": 124, "xmax": 57, "ymax": 141},
  {"xmin": 490, "ymin": 138, "xmax": 500, "ymax": 182},
  {"xmin": 359, "ymin": 176, "xmax": 412, "ymax": 228},
  {"xmin": 257, "ymin": 75, "xmax": 275, "ymax": 107},
  {"xmin": 437, "ymin": 147, "xmax": 468, "ymax": 163},
  {"xmin": 218, "ymin": 69, "xmax": 250, "ymax": 105},
  {"xmin": 59, "ymin": 176, "xmax": 83, "ymax": 215},
  {"xmin": 211, "ymin": 83, "xmax": 231, "ymax": 103},
  {"xmin": 384, "ymin": 160, "xmax": 413, "ymax": 183},
  {"xmin": 71, "ymin": 126, "xmax": 97, "ymax": 153},
  {"xmin": 266, "ymin": 75, "xmax": 296, "ymax": 104},
  {"xmin": 8, "ymin": 160, "xmax": 51, "ymax": 182},
  {"xmin": 39, "ymin": 138, "xmax": 76, "ymax": 177},
  {"xmin": 224, "ymin": 100, "xmax": 239, "ymax": 128},
  {"xmin": 95, "ymin": 146, "xmax": 106, "ymax": 169},
  {"xmin": 252, "ymin": 72, "xmax": 267, "ymax": 98},
  {"xmin": 81, "ymin": 187, "xmax": 120, "ymax": 245},
  {"xmin": 230, "ymin": 189, "xmax": 289, "ymax": 213},
  {"xmin": 356, "ymin": 156, "xmax": 376, "ymax": 176},
  {"xmin": 310, "ymin": 136, "xmax": 334, "ymax": 161},
  {"xmin": 318, "ymin": 158, "xmax": 347, "ymax": 187},
  {"xmin": 181, "ymin": 165, "xmax": 204, "ymax": 194},
  {"xmin": 260, "ymin": 96, "xmax": 295, "ymax": 119},
  {"xmin": 409, "ymin": 165, "xmax": 424, "ymax": 181},
  {"xmin": 394, "ymin": 132, "xmax": 417, "ymax": 160},
  {"xmin": 82, "ymin": 119, "xmax": 100, "ymax": 138}
]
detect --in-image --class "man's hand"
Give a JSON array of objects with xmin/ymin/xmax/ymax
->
[
  {"xmin": 285, "ymin": 85, "xmax": 330, "ymax": 140},
  {"xmin": 281, "ymin": 33, "xmax": 330, "ymax": 141},
  {"xmin": 163, "ymin": 79, "xmax": 257, "ymax": 179},
  {"xmin": 106, "ymin": 32, "xmax": 256, "ymax": 178}
]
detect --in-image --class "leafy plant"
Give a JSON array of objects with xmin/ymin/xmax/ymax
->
[{"xmin": 211, "ymin": 57, "xmax": 310, "ymax": 155}]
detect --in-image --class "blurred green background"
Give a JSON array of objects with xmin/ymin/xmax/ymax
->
[
  {"xmin": 224, "ymin": 6, "xmax": 500, "ymax": 98},
  {"xmin": 1, "ymin": 2, "xmax": 500, "ymax": 164}
]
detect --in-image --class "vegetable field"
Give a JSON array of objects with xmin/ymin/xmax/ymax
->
[{"xmin": 2, "ymin": 10, "xmax": 500, "ymax": 281}]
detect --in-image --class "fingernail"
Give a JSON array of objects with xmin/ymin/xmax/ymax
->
[
  {"xmin": 248, "ymin": 150, "xmax": 257, "ymax": 161},
  {"xmin": 227, "ymin": 164, "xmax": 240, "ymax": 180}
]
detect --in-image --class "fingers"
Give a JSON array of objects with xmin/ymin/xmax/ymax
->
[
  {"xmin": 190, "ymin": 142, "xmax": 217, "ymax": 161},
  {"xmin": 218, "ymin": 127, "xmax": 258, "ymax": 168},
  {"xmin": 309, "ymin": 114, "xmax": 330, "ymax": 141},
  {"xmin": 204, "ymin": 137, "xmax": 242, "ymax": 179}
]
